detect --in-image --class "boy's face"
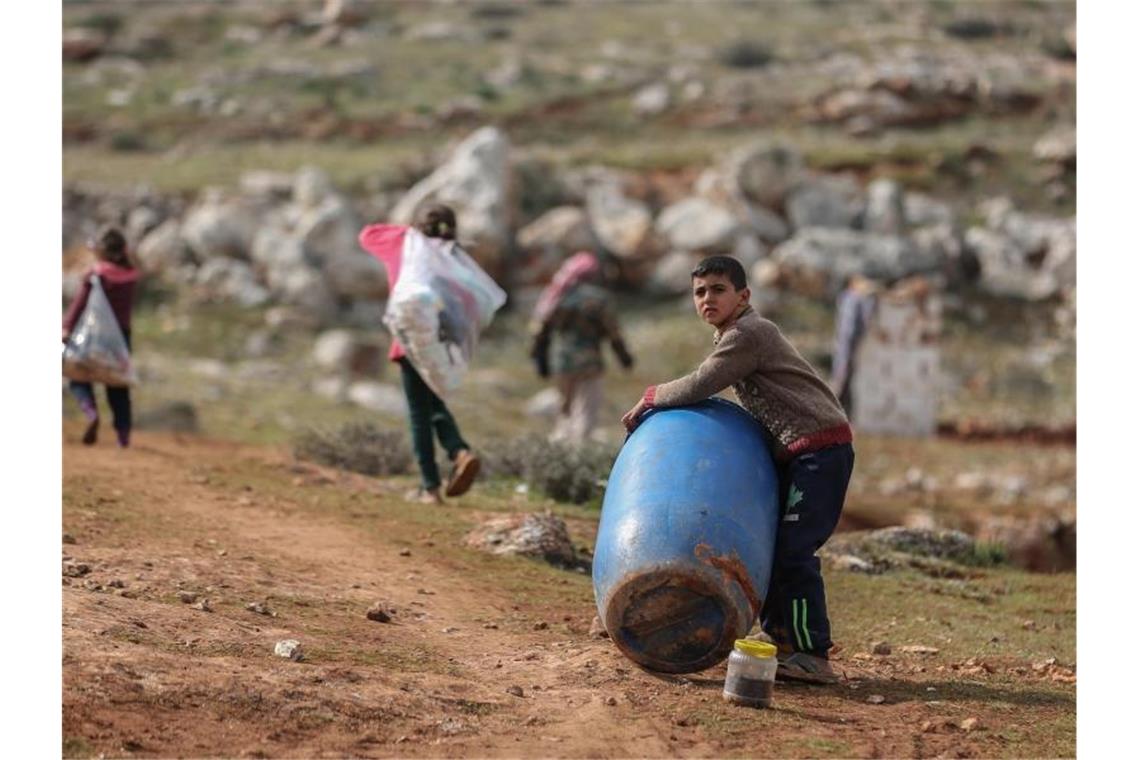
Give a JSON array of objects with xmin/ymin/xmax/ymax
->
[{"xmin": 692, "ymin": 273, "xmax": 750, "ymax": 329}]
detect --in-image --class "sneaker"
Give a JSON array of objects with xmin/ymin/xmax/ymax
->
[
  {"xmin": 776, "ymin": 652, "xmax": 840, "ymax": 685},
  {"xmin": 444, "ymin": 449, "xmax": 481, "ymax": 497},
  {"xmin": 82, "ymin": 417, "xmax": 100, "ymax": 446},
  {"xmin": 404, "ymin": 487, "xmax": 443, "ymax": 505}
]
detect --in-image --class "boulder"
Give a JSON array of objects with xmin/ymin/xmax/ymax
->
[
  {"xmin": 181, "ymin": 193, "xmax": 263, "ymax": 260},
  {"xmin": 863, "ymin": 179, "xmax": 906, "ymax": 235},
  {"xmin": 654, "ymin": 197, "xmax": 739, "ymax": 253},
  {"xmin": 312, "ymin": 330, "xmax": 385, "ymax": 377},
  {"xmin": 63, "ymin": 28, "xmax": 107, "ymax": 62},
  {"xmin": 585, "ymin": 181, "xmax": 654, "ymax": 259},
  {"xmin": 904, "ymin": 192, "xmax": 956, "ymax": 227},
  {"xmin": 194, "ymin": 259, "xmax": 270, "ymax": 307},
  {"xmin": 772, "ymin": 227, "xmax": 942, "ymax": 297},
  {"xmin": 389, "ymin": 127, "xmax": 513, "ymax": 273},
  {"xmin": 514, "ymin": 206, "xmax": 600, "ymax": 287},
  {"xmin": 631, "ymin": 82, "xmax": 670, "ymax": 116},
  {"xmin": 345, "ymin": 381, "xmax": 405, "ymax": 415},
  {"xmin": 725, "ymin": 141, "xmax": 805, "ymax": 210},
  {"xmin": 964, "ymin": 227, "xmax": 1060, "ymax": 301},
  {"xmin": 273, "ymin": 268, "xmax": 340, "ymax": 324},
  {"xmin": 296, "ymin": 196, "xmax": 386, "ymax": 299},
  {"xmin": 646, "ymin": 250, "xmax": 702, "ymax": 296},
  {"xmin": 135, "ymin": 219, "xmax": 194, "ymax": 277},
  {"xmin": 464, "ymin": 512, "xmax": 579, "ymax": 568},
  {"xmin": 250, "ymin": 225, "xmax": 309, "ymax": 289},
  {"xmin": 1032, "ymin": 126, "xmax": 1076, "ymax": 169},
  {"xmin": 786, "ymin": 175, "xmax": 865, "ymax": 230}
]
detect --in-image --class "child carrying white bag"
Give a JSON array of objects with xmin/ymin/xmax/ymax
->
[{"xmin": 359, "ymin": 204, "xmax": 506, "ymax": 504}]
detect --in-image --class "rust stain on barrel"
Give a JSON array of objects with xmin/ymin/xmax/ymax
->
[{"xmin": 693, "ymin": 543, "xmax": 761, "ymax": 616}]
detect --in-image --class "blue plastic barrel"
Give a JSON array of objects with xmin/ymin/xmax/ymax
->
[{"xmin": 593, "ymin": 398, "xmax": 780, "ymax": 673}]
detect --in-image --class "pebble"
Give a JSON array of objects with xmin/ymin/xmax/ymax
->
[
  {"xmin": 62, "ymin": 533, "xmax": 77, "ymax": 545},
  {"xmin": 399, "ymin": 548, "xmax": 411, "ymax": 557},
  {"xmin": 274, "ymin": 639, "xmax": 304, "ymax": 661},
  {"xmin": 872, "ymin": 641, "xmax": 892, "ymax": 655},
  {"xmin": 960, "ymin": 717, "xmax": 981, "ymax": 732},
  {"xmin": 107, "ymin": 579, "xmax": 126, "ymax": 589},
  {"xmin": 246, "ymin": 601, "xmax": 274, "ymax": 616},
  {"xmin": 366, "ymin": 603, "xmax": 392, "ymax": 623},
  {"xmin": 483, "ymin": 622, "xmax": 498, "ymax": 629},
  {"xmin": 506, "ymin": 685, "xmax": 524, "ymax": 697},
  {"xmin": 588, "ymin": 616, "xmax": 609, "ymax": 638},
  {"xmin": 899, "ymin": 645, "xmax": 939, "ymax": 655},
  {"xmin": 604, "ymin": 696, "xmax": 617, "ymax": 706},
  {"xmin": 533, "ymin": 621, "xmax": 548, "ymax": 630},
  {"xmin": 192, "ymin": 598, "xmax": 212, "ymax": 612},
  {"xmin": 442, "ymin": 626, "xmax": 458, "ymax": 634},
  {"xmin": 867, "ymin": 694, "xmax": 886, "ymax": 704},
  {"xmin": 63, "ymin": 561, "xmax": 91, "ymax": 578},
  {"xmin": 417, "ymin": 588, "xmax": 435, "ymax": 595}
]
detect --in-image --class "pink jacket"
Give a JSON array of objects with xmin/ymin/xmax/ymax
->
[{"xmin": 358, "ymin": 223, "xmax": 409, "ymax": 361}]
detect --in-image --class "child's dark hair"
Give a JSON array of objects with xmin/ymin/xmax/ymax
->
[
  {"xmin": 417, "ymin": 203, "xmax": 458, "ymax": 241},
  {"xmin": 92, "ymin": 227, "xmax": 132, "ymax": 268},
  {"xmin": 691, "ymin": 255, "xmax": 747, "ymax": 290}
]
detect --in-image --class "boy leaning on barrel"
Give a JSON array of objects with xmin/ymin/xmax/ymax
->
[{"xmin": 621, "ymin": 255, "xmax": 854, "ymax": 685}]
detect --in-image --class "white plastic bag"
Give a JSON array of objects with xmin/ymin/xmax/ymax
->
[
  {"xmin": 62, "ymin": 275, "xmax": 138, "ymax": 386},
  {"xmin": 383, "ymin": 229, "xmax": 506, "ymax": 397}
]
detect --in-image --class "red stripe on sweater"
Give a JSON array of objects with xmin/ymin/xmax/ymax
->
[
  {"xmin": 785, "ymin": 423, "xmax": 853, "ymax": 458},
  {"xmin": 643, "ymin": 386, "xmax": 656, "ymax": 405}
]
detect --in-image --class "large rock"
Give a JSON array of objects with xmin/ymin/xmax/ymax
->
[
  {"xmin": 63, "ymin": 28, "xmax": 107, "ymax": 62},
  {"xmin": 346, "ymin": 381, "xmax": 405, "ymax": 415},
  {"xmin": 181, "ymin": 193, "xmax": 263, "ymax": 260},
  {"xmin": 514, "ymin": 206, "xmax": 600, "ymax": 287},
  {"xmin": 694, "ymin": 168, "xmax": 790, "ymax": 243},
  {"xmin": 786, "ymin": 175, "xmax": 865, "ymax": 230},
  {"xmin": 771, "ymin": 228, "xmax": 942, "ymax": 297},
  {"xmin": 312, "ymin": 329, "xmax": 385, "ymax": 377},
  {"xmin": 964, "ymin": 228, "xmax": 1060, "ymax": 301},
  {"xmin": 585, "ymin": 181, "xmax": 654, "ymax": 259},
  {"xmin": 654, "ymin": 197, "xmax": 740, "ymax": 253},
  {"xmin": 1032, "ymin": 126, "xmax": 1076, "ymax": 169},
  {"xmin": 250, "ymin": 225, "xmax": 309, "ymax": 289},
  {"xmin": 135, "ymin": 219, "xmax": 195, "ymax": 276},
  {"xmin": 273, "ymin": 268, "xmax": 340, "ymax": 324},
  {"xmin": 295, "ymin": 196, "xmax": 386, "ymax": 299},
  {"xmin": 904, "ymin": 192, "xmax": 956, "ymax": 227},
  {"xmin": 646, "ymin": 250, "xmax": 702, "ymax": 296},
  {"xmin": 863, "ymin": 179, "xmax": 906, "ymax": 235},
  {"xmin": 631, "ymin": 82, "xmax": 670, "ymax": 116},
  {"xmin": 464, "ymin": 512, "xmax": 579, "ymax": 568},
  {"xmin": 725, "ymin": 141, "xmax": 805, "ymax": 211},
  {"xmin": 194, "ymin": 259, "xmax": 270, "ymax": 307},
  {"xmin": 389, "ymin": 126, "xmax": 513, "ymax": 273}
]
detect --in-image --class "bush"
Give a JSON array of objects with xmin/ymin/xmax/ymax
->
[
  {"xmin": 718, "ymin": 40, "xmax": 774, "ymax": 69},
  {"xmin": 293, "ymin": 422, "xmax": 412, "ymax": 477},
  {"xmin": 484, "ymin": 434, "xmax": 617, "ymax": 505}
]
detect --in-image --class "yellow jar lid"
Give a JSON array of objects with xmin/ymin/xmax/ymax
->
[{"xmin": 734, "ymin": 639, "xmax": 777, "ymax": 658}]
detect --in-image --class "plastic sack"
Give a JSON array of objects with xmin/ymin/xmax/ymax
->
[
  {"xmin": 62, "ymin": 275, "xmax": 138, "ymax": 386},
  {"xmin": 383, "ymin": 229, "xmax": 506, "ymax": 397}
]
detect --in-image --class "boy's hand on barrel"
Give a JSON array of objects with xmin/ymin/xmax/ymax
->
[{"xmin": 622, "ymin": 398, "xmax": 649, "ymax": 432}]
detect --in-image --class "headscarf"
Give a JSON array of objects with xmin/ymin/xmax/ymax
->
[{"xmin": 531, "ymin": 251, "xmax": 601, "ymax": 326}]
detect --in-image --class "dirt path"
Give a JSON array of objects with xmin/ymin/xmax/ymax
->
[{"xmin": 62, "ymin": 429, "xmax": 1074, "ymax": 758}]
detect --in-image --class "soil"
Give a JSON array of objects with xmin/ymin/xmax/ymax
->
[{"xmin": 62, "ymin": 428, "xmax": 1074, "ymax": 758}]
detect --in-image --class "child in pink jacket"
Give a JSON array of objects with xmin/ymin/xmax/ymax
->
[{"xmin": 358, "ymin": 204, "xmax": 481, "ymax": 504}]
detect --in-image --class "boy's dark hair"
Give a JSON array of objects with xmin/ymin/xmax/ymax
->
[
  {"xmin": 691, "ymin": 255, "xmax": 748, "ymax": 290},
  {"xmin": 93, "ymin": 227, "xmax": 132, "ymax": 268},
  {"xmin": 417, "ymin": 203, "xmax": 458, "ymax": 241}
]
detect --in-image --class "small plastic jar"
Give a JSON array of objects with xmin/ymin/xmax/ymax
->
[{"xmin": 722, "ymin": 639, "xmax": 777, "ymax": 708}]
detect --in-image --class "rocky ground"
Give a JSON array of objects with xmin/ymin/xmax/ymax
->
[{"xmin": 62, "ymin": 426, "xmax": 1074, "ymax": 758}]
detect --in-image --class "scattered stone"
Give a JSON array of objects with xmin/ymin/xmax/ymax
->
[
  {"xmin": 867, "ymin": 694, "xmax": 886, "ymax": 704},
  {"xmin": 63, "ymin": 533, "xmax": 77, "ymax": 545},
  {"xmin": 483, "ymin": 622, "xmax": 498, "ymax": 629},
  {"xmin": 506, "ymin": 685, "xmax": 524, "ymax": 697},
  {"xmin": 872, "ymin": 641, "xmax": 892, "ymax": 656},
  {"xmin": 464, "ymin": 512, "xmax": 579, "ymax": 568},
  {"xmin": 274, "ymin": 639, "xmax": 304, "ymax": 661},
  {"xmin": 589, "ymin": 616, "xmax": 610, "ymax": 638},
  {"xmin": 246, "ymin": 601, "xmax": 274, "ymax": 616},
  {"xmin": 366, "ymin": 603, "xmax": 393, "ymax": 623},
  {"xmin": 399, "ymin": 548, "xmax": 411, "ymax": 557},
  {"xmin": 604, "ymin": 696, "xmax": 617, "ymax": 706},
  {"xmin": 417, "ymin": 588, "xmax": 435, "ymax": 596},
  {"xmin": 900, "ymin": 645, "xmax": 940, "ymax": 655},
  {"xmin": 63, "ymin": 561, "xmax": 91, "ymax": 578},
  {"xmin": 178, "ymin": 591, "xmax": 198, "ymax": 604},
  {"xmin": 524, "ymin": 715, "xmax": 540, "ymax": 726},
  {"xmin": 960, "ymin": 717, "xmax": 982, "ymax": 732},
  {"xmin": 83, "ymin": 579, "xmax": 102, "ymax": 591},
  {"xmin": 442, "ymin": 626, "xmax": 458, "ymax": 634},
  {"xmin": 1021, "ymin": 619, "xmax": 1037, "ymax": 630},
  {"xmin": 533, "ymin": 621, "xmax": 548, "ymax": 631},
  {"xmin": 107, "ymin": 579, "xmax": 125, "ymax": 589},
  {"xmin": 192, "ymin": 599, "xmax": 212, "ymax": 612}
]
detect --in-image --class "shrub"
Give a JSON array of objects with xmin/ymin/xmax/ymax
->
[
  {"xmin": 483, "ymin": 434, "xmax": 617, "ymax": 505},
  {"xmin": 964, "ymin": 540, "xmax": 1007, "ymax": 567},
  {"xmin": 109, "ymin": 131, "xmax": 148, "ymax": 153},
  {"xmin": 718, "ymin": 40, "xmax": 774, "ymax": 69},
  {"xmin": 293, "ymin": 422, "xmax": 412, "ymax": 477}
]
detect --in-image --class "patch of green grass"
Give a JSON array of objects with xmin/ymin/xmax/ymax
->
[{"xmin": 62, "ymin": 736, "xmax": 94, "ymax": 758}]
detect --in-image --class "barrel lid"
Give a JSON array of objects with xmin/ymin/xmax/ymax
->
[{"xmin": 734, "ymin": 639, "xmax": 777, "ymax": 658}]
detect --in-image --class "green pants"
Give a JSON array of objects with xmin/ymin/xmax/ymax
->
[{"xmin": 398, "ymin": 358, "xmax": 469, "ymax": 491}]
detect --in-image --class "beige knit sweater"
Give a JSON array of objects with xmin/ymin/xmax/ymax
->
[{"xmin": 645, "ymin": 306, "xmax": 851, "ymax": 462}]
